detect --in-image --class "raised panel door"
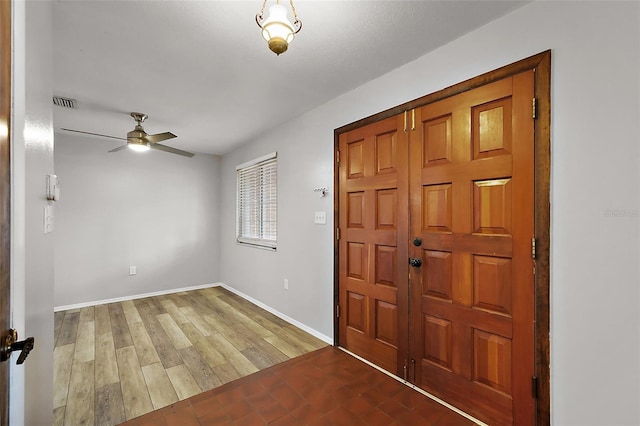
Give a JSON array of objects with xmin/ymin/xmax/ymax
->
[
  {"xmin": 408, "ymin": 72, "xmax": 535, "ymax": 425},
  {"xmin": 338, "ymin": 115, "xmax": 409, "ymax": 376}
]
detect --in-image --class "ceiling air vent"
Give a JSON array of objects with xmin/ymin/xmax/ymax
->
[{"xmin": 52, "ymin": 96, "xmax": 77, "ymax": 109}]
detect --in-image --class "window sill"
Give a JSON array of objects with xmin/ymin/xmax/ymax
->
[{"xmin": 236, "ymin": 241, "xmax": 277, "ymax": 251}]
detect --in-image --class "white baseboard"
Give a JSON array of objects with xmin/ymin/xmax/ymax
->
[
  {"xmin": 54, "ymin": 281, "xmax": 334, "ymax": 346},
  {"xmin": 53, "ymin": 282, "xmax": 222, "ymax": 312},
  {"xmin": 219, "ymin": 283, "xmax": 334, "ymax": 345}
]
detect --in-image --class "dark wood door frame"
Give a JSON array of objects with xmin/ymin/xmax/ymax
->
[
  {"xmin": 1, "ymin": 1, "xmax": 12, "ymax": 424},
  {"xmin": 334, "ymin": 51, "xmax": 551, "ymax": 425}
]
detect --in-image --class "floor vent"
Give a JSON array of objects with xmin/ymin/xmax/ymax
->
[{"xmin": 53, "ymin": 96, "xmax": 77, "ymax": 109}]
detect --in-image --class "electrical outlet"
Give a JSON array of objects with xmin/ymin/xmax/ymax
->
[
  {"xmin": 129, "ymin": 266, "xmax": 137, "ymax": 276},
  {"xmin": 284, "ymin": 278, "xmax": 289, "ymax": 290}
]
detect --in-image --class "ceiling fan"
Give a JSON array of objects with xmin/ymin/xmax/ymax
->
[{"xmin": 61, "ymin": 112, "xmax": 195, "ymax": 157}]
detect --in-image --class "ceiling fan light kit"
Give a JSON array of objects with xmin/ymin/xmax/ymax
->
[
  {"xmin": 256, "ymin": 0, "xmax": 302, "ymax": 55},
  {"xmin": 127, "ymin": 141, "xmax": 150, "ymax": 153}
]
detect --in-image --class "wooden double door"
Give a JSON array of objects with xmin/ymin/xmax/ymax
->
[{"xmin": 338, "ymin": 70, "xmax": 536, "ymax": 425}]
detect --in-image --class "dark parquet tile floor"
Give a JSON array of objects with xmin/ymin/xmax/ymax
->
[{"xmin": 121, "ymin": 346, "xmax": 477, "ymax": 425}]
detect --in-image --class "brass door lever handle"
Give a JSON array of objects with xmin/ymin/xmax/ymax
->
[{"xmin": 1, "ymin": 329, "xmax": 35, "ymax": 365}]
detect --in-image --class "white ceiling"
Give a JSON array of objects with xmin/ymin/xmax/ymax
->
[{"xmin": 52, "ymin": 0, "xmax": 528, "ymax": 156}]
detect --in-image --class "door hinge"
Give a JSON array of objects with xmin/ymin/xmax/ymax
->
[
  {"xmin": 531, "ymin": 236, "xmax": 537, "ymax": 260},
  {"xmin": 336, "ymin": 227, "xmax": 340, "ymax": 240},
  {"xmin": 532, "ymin": 376, "xmax": 538, "ymax": 399},
  {"xmin": 336, "ymin": 304, "xmax": 340, "ymax": 318},
  {"xmin": 336, "ymin": 150, "xmax": 340, "ymax": 166},
  {"xmin": 532, "ymin": 97, "xmax": 537, "ymax": 119}
]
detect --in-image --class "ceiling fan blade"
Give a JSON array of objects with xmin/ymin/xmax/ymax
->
[
  {"xmin": 143, "ymin": 132, "xmax": 177, "ymax": 144},
  {"xmin": 150, "ymin": 143, "xmax": 195, "ymax": 158},
  {"xmin": 108, "ymin": 144, "xmax": 129, "ymax": 153},
  {"xmin": 61, "ymin": 128, "xmax": 127, "ymax": 141}
]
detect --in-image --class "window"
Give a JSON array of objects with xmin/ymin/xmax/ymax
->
[{"xmin": 236, "ymin": 152, "xmax": 277, "ymax": 250}]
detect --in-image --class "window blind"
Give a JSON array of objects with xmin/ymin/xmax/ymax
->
[{"xmin": 236, "ymin": 153, "xmax": 277, "ymax": 249}]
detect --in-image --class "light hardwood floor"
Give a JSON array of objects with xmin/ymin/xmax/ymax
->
[{"xmin": 53, "ymin": 286, "xmax": 327, "ymax": 426}]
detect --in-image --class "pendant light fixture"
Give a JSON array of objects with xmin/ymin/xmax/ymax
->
[{"xmin": 256, "ymin": 0, "xmax": 302, "ymax": 55}]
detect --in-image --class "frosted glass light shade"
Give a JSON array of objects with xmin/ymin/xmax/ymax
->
[
  {"xmin": 128, "ymin": 142, "xmax": 150, "ymax": 152},
  {"xmin": 261, "ymin": 4, "xmax": 295, "ymax": 55}
]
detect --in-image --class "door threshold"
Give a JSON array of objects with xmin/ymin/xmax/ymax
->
[{"xmin": 338, "ymin": 346, "xmax": 488, "ymax": 426}]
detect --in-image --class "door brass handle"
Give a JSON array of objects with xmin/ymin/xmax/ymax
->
[{"xmin": 1, "ymin": 329, "xmax": 35, "ymax": 365}]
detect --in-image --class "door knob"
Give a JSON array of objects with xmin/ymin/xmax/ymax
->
[
  {"xmin": 1, "ymin": 329, "xmax": 35, "ymax": 365},
  {"xmin": 409, "ymin": 258, "xmax": 422, "ymax": 267},
  {"xmin": 413, "ymin": 237, "xmax": 422, "ymax": 247}
]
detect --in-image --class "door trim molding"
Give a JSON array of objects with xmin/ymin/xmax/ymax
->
[
  {"xmin": 333, "ymin": 50, "xmax": 551, "ymax": 425},
  {"xmin": 0, "ymin": 0, "xmax": 12, "ymax": 424}
]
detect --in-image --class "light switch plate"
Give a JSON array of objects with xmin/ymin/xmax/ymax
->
[
  {"xmin": 314, "ymin": 211, "xmax": 326, "ymax": 224},
  {"xmin": 43, "ymin": 205, "xmax": 54, "ymax": 234}
]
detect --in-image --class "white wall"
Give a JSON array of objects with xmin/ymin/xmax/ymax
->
[
  {"xmin": 11, "ymin": 0, "xmax": 55, "ymax": 424},
  {"xmin": 220, "ymin": 121, "xmax": 336, "ymax": 341},
  {"xmin": 220, "ymin": 1, "xmax": 640, "ymax": 425},
  {"xmin": 53, "ymin": 133, "xmax": 221, "ymax": 307}
]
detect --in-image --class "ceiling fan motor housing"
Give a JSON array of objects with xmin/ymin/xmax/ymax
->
[
  {"xmin": 127, "ymin": 128, "xmax": 147, "ymax": 140},
  {"xmin": 128, "ymin": 113, "xmax": 149, "ymax": 141}
]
